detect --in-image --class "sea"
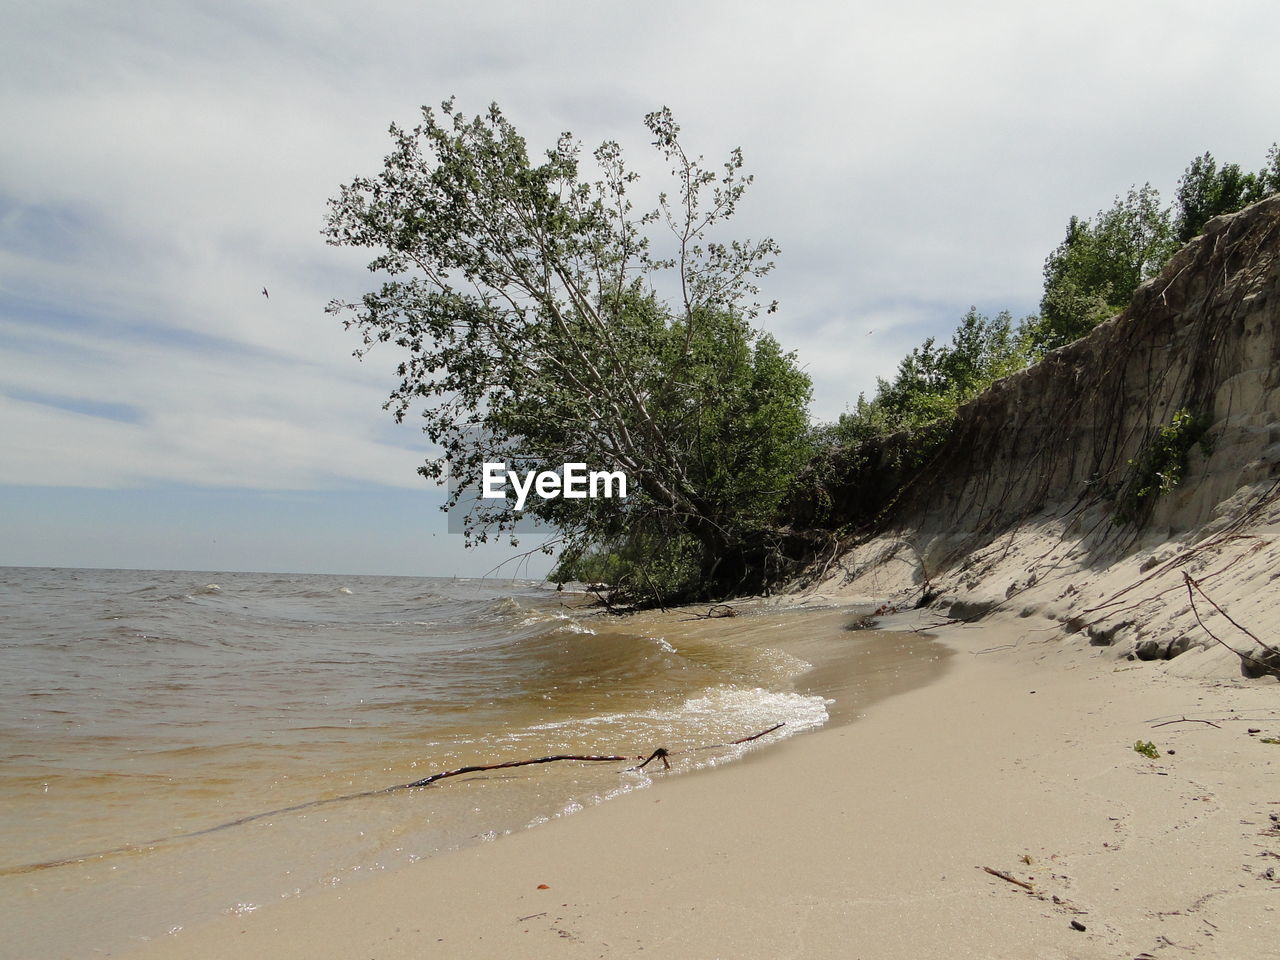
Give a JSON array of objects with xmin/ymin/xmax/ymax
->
[{"xmin": 0, "ymin": 566, "xmax": 948, "ymax": 959}]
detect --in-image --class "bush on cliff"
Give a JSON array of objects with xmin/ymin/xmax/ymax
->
[
  {"xmin": 1035, "ymin": 142, "xmax": 1279, "ymax": 352},
  {"xmin": 1174, "ymin": 145, "xmax": 1280, "ymax": 243},
  {"xmin": 1035, "ymin": 184, "xmax": 1176, "ymax": 351},
  {"xmin": 828, "ymin": 307, "xmax": 1036, "ymax": 445}
]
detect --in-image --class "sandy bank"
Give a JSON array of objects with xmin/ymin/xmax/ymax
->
[
  {"xmin": 119, "ymin": 607, "xmax": 1280, "ymax": 960},
  {"xmin": 803, "ymin": 195, "xmax": 1280, "ymax": 683}
]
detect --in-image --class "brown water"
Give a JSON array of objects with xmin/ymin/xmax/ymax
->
[{"xmin": 0, "ymin": 568, "xmax": 949, "ymax": 959}]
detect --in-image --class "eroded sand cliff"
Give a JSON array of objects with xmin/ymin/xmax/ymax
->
[{"xmin": 817, "ymin": 195, "xmax": 1280, "ymax": 678}]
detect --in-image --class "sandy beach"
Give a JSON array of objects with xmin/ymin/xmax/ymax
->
[{"xmin": 114, "ymin": 604, "xmax": 1280, "ymax": 960}]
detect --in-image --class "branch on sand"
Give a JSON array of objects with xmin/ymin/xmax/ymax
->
[
  {"xmin": 981, "ymin": 865, "xmax": 1035, "ymax": 891},
  {"xmin": 1149, "ymin": 716, "xmax": 1222, "ymax": 729}
]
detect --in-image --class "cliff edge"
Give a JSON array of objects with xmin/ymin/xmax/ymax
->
[{"xmin": 814, "ymin": 194, "xmax": 1280, "ymax": 678}]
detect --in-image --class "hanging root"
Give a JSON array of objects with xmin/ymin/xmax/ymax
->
[{"xmin": 1184, "ymin": 572, "xmax": 1280, "ymax": 677}]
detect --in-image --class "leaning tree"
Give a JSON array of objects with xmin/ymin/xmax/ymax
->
[{"xmin": 325, "ymin": 101, "xmax": 811, "ymax": 601}]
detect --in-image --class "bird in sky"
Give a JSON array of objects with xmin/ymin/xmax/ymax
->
[{"xmin": 262, "ymin": 287, "xmax": 269, "ymax": 299}]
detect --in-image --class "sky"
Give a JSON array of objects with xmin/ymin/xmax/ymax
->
[{"xmin": 2, "ymin": 0, "xmax": 1279, "ymax": 577}]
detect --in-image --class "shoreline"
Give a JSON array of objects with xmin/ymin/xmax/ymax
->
[
  {"xmin": 3, "ymin": 588, "xmax": 899, "ymax": 960},
  {"xmin": 120, "ymin": 607, "xmax": 1280, "ymax": 960}
]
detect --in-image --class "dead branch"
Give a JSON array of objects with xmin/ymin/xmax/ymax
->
[
  {"xmin": 1150, "ymin": 716, "xmax": 1222, "ymax": 729},
  {"xmin": 731, "ymin": 722, "xmax": 786, "ymax": 744},
  {"xmin": 405, "ymin": 753, "xmax": 631, "ymax": 787},
  {"xmin": 633, "ymin": 747, "xmax": 670, "ymax": 771},
  {"xmin": 1145, "ymin": 713, "xmax": 1280, "ymax": 724},
  {"xmin": 910, "ymin": 617, "xmax": 964, "ymax": 634},
  {"xmin": 972, "ymin": 643, "xmax": 1019, "ymax": 655},
  {"xmin": 982, "ymin": 865, "xmax": 1034, "ymax": 891},
  {"xmin": 681, "ymin": 603, "xmax": 739, "ymax": 621},
  {"xmin": 686, "ymin": 722, "xmax": 789, "ymax": 755},
  {"xmin": 588, "ymin": 585, "xmax": 624, "ymax": 615}
]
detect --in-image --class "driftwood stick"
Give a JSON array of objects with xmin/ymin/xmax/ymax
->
[
  {"xmin": 1151, "ymin": 716, "xmax": 1222, "ymax": 729},
  {"xmin": 1145, "ymin": 713, "xmax": 1280, "ymax": 724},
  {"xmin": 982, "ymin": 866, "xmax": 1034, "ymax": 891},
  {"xmin": 405, "ymin": 754, "xmax": 632, "ymax": 788},
  {"xmin": 681, "ymin": 604, "xmax": 739, "ymax": 621},
  {"xmin": 634, "ymin": 748, "xmax": 671, "ymax": 771},
  {"xmin": 688, "ymin": 721, "xmax": 788, "ymax": 753},
  {"xmin": 731, "ymin": 722, "xmax": 786, "ymax": 744},
  {"xmin": 910, "ymin": 618, "xmax": 963, "ymax": 634}
]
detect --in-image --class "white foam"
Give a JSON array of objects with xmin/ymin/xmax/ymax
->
[
  {"xmin": 517, "ymin": 611, "xmax": 596, "ymax": 634},
  {"xmin": 515, "ymin": 685, "xmax": 829, "ymax": 750}
]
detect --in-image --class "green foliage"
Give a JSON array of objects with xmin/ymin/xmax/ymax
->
[
  {"xmin": 828, "ymin": 308, "xmax": 1036, "ymax": 444},
  {"xmin": 1133, "ymin": 740, "xmax": 1160, "ymax": 759},
  {"xmin": 1265, "ymin": 143, "xmax": 1280, "ymax": 194},
  {"xmin": 325, "ymin": 101, "xmax": 810, "ymax": 602},
  {"xmin": 1034, "ymin": 143, "xmax": 1277, "ymax": 353},
  {"xmin": 1174, "ymin": 145, "xmax": 1279, "ymax": 243},
  {"xmin": 1115, "ymin": 408, "xmax": 1212, "ymax": 525},
  {"xmin": 1036, "ymin": 185, "xmax": 1175, "ymax": 351},
  {"xmin": 550, "ymin": 531, "xmax": 703, "ymax": 603},
  {"xmin": 658, "ymin": 321, "xmax": 813, "ymax": 536},
  {"xmin": 796, "ymin": 308, "xmax": 1036, "ymax": 532},
  {"xmin": 548, "ymin": 548, "xmax": 620, "ymax": 587}
]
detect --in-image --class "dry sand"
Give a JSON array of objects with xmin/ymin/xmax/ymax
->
[{"xmin": 118, "ymin": 604, "xmax": 1280, "ymax": 960}]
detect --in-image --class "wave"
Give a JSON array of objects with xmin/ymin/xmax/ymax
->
[{"xmin": 512, "ymin": 685, "xmax": 829, "ymax": 751}]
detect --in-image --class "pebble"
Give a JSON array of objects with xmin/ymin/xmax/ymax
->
[
  {"xmin": 1248, "ymin": 728, "xmax": 1262, "ymax": 734},
  {"xmin": 1070, "ymin": 920, "xmax": 1087, "ymax": 932}
]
